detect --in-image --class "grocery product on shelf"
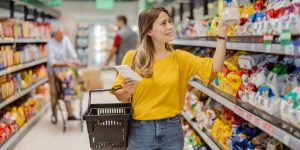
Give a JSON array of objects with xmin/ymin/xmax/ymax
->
[
  {"xmin": 182, "ymin": 119, "xmax": 210, "ymax": 150},
  {"xmin": 0, "ymin": 65, "xmax": 48, "ymax": 102},
  {"xmin": 0, "ymin": 44, "xmax": 47, "ymax": 70},
  {"xmin": 0, "ymin": 4, "xmax": 50, "ymax": 148},
  {"xmin": 0, "ymin": 93, "xmax": 47, "ymax": 145},
  {"xmin": 0, "ymin": 19, "xmax": 51, "ymax": 39},
  {"xmin": 176, "ymin": 0, "xmax": 300, "ymax": 38},
  {"xmin": 184, "ymin": 88, "xmax": 289, "ymax": 150},
  {"xmin": 222, "ymin": 0, "xmax": 240, "ymax": 26},
  {"xmin": 204, "ymin": 50, "xmax": 300, "ymax": 123}
]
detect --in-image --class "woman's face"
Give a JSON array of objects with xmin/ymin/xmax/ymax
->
[{"xmin": 148, "ymin": 12, "xmax": 174, "ymax": 43}]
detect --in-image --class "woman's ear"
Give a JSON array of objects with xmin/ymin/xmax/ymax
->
[{"xmin": 147, "ymin": 30, "xmax": 152, "ymax": 36}]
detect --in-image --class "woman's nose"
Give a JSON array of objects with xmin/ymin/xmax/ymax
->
[{"xmin": 167, "ymin": 22, "xmax": 173, "ymax": 30}]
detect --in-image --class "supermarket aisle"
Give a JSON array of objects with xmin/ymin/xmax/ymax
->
[{"xmin": 14, "ymin": 70, "xmax": 119, "ymax": 150}]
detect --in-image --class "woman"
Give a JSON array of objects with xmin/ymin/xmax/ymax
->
[{"xmin": 112, "ymin": 7, "xmax": 228, "ymax": 150}]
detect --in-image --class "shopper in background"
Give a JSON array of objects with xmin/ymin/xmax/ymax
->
[
  {"xmin": 112, "ymin": 7, "xmax": 229, "ymax": 150},
  {"xmin": 48, "ymin": 26, "xmax": 80, "ymax": 122},
  {"xmin": 104, "ymin": 15, "xmax": 137, "ymax": 67}
]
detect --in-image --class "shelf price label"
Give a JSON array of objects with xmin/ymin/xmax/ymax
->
[
  {"xmin": 246, "ymin": 112, "xmax": 254, "ymax": 121},
  {"xmin": 234, "ymin": 105, "xmax": 246, "ymax": 116},
  {"xmin": 254, "ymin": 117, "xmax": 261, "ymax": 126},
  {"xmin": 262, "ymin": 121, "xmax": 273, "ymax": 134}
]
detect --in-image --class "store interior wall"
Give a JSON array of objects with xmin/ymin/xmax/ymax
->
[{"xmin": 53, "ymin": 1, "xmax": 139, "ymax": 45}]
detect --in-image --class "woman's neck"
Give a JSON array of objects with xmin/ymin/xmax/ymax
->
[
  {"xmin": 152, "ymin": 41, "xmax": 170, "ymax": 60},
  {"xmin": 153, "ymin": 41, "xmax": 167, "ymax": 54}
]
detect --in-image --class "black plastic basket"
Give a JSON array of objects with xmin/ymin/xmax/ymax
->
[{"xmin": 83, "ymin": 89, "xmax": 132, "ymax": 150}]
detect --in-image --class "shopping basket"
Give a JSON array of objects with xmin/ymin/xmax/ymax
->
[{"xmin": 83, "ymin": 89, "xmax": 132, "ymax": 150}]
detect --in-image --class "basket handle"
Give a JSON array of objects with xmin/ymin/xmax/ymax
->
[{"xmin": 88, "ymin": 88, "xmax": 121, "ymax": 109}]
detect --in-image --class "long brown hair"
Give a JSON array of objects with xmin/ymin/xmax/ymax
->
[{"xmin": 132, "ymin": 7, "xmax": 173, "ymax": 77}]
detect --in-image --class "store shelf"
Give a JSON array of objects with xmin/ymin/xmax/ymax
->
[
  {"xmin": 0, "ymin": 0, "xmax": 61, "ymax": 18},
  {"xmin": 0, "ymin": 39, "xmax": 49, "ymax": 44},
  {"xmin": 0, "ymin": 58, "xmax": 48, "ymax": 76},
  {"xmin": 181, "ymin": 111, "xmax": 222, "ymax": 150},
  {"xmin": 0, "ymin": 78, "xmax": 48, "ymax": 109},
  {"xmin": 189, "ymin": 78, "xmax": 300, "ymax": 150},
  {"xmin": 0, "ymin": 102, "xmax": 50, "ymax": 150},
  {"xmin": 171, "ymin": 39, "xmax": 299, "ymax": 56}
]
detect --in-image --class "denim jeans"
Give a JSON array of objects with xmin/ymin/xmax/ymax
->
[{"xmin": 127, "ymin": 115, "xmax": 184, "ymax": 150}]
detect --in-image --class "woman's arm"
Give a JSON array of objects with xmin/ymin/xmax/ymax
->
[{"xmin": 212, "ymin": 19, "xmax": 229, "ymax": 73}]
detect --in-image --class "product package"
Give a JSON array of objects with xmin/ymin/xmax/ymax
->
[
  {"xmin": 223, "ymin": 0, "xmax": 240, "ymax": 26},
  {"xmin": 238, "ymin": 54, "xmax": 265, "ymax": 70}
]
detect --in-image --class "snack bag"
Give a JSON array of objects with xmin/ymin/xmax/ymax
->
[
  {"xmin": 281, "ymin": 91, "xmax": 299, "ymax": 123},
  {"xmin": 286, "ymin": 90, "xmax": 300, "ymax": 128},
  {"xmin": 226, "ymin": 71, "xmax": 243, "ymax": 96},
  {"xmin": 223, "ymin": 0, "xmax": 240, "ymax": 26}
]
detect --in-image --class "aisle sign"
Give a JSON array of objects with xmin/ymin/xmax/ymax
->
[
  {"xmin": 38, "ymin": 0, "xmax": 62, "ymax": 6},
  {"xmin": 96, "ymin": 0, "xmax": 114, "ymax": 10}
]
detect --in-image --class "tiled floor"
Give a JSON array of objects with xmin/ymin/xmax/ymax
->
[{"xmin": 14, "ymin": 70, "xmax": 119, "ymax": 150}]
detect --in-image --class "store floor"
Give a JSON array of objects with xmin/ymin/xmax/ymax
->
[{"xmin": 14, "ymin": 69, "xmax": 119, "ymax": 150}]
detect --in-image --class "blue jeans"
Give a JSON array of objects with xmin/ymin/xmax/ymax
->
[{"xmin": 127, "ymin": 115, "xmax": 184, "ymax": 150}]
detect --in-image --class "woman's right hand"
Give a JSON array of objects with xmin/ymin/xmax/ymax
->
[{"xmin": 122, "ymin": 78, "xmax": 138, "ymax": 94}]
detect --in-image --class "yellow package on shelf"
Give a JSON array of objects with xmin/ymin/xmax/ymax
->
[{"xmin": 211, "ymin": 115, "xmax": 231, "ymax": 150}]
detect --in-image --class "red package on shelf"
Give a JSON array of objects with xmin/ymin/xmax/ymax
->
[
  {"xmin": 254, "ymin": 0, "xmax": 266, "ymax": 12},
  {"xmin": 266, "ymin": 9, "xmax": 275, "ymax": 20}
]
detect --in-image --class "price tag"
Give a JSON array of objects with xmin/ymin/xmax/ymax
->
[
  {"xmin": 255, "ymin": 117, "xmax": 261, "ymax": 126},
  {"xmin": 264, "ymin": 34, "xmax": 274, "ymax": 41},
  {"xmin": 234, "ymin": 105, "xmax": 246, "ymax": 116},
  {"xmin": 283, "ymin": 134, "xmax": 290, "ymax": 145},
  {"xmin": 262, "ymin": 121, "xmax": 273, "ymax": 134},
  {"xmin": 246, "ymin": 113, "xmax": 254, "ymax": 121}
]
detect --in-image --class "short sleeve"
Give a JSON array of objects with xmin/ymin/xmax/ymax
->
[
  {"xmin": 113, "ymin": 34, "xmax": 122, "ymax": 48},
  {"xmin": 111, "ymin": 50, "xmax": 135, "ymax": 89},
  {"xmin": 177, "ymin": 50, "xmax": 216, "ymax": 85}
]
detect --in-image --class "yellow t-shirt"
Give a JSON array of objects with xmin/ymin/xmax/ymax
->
[{"xmin": 112, "ymin": 49, "xmax": 215, "ymax": 120}]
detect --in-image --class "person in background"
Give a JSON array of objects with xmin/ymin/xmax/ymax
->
[
  {"xmin": 48, "ymin": 26, "xmax": 80, "ymax": 122},
  {"xmin": 112, "ymin": 7, "xmax": 229, "ymax": 150},
  {"xmin": 105, "ymin": 15, "xmax": 137, "ymax": 67}
]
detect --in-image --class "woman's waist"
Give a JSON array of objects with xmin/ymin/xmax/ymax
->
[
  {"xmin": 132, "ymin": 107, "xmax": 181, "ymax": 121},
  {"xmin": 131, "ymin": 114, "xmax": 181, "ymax": 124}
]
